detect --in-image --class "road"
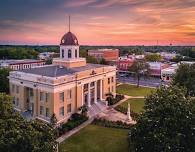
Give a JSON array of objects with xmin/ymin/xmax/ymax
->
[{"xmin": 117, "ymin": 75, "xmax": 168, "ymax": 88}]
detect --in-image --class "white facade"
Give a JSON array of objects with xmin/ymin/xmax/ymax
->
[{"xmin": 60, "ymin": 45, "xmax": 79, "ymax": 60}]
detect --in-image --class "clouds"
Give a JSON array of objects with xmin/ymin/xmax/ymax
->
[{"xmin": 0, "ymin": 0, "xmax": 195, "ymax": 45}]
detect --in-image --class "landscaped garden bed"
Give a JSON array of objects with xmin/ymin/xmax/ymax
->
[
  {"xmin": 92, "ymin": 118, "xmax": 132, "ymax": 129},
  {"xmin": 57, "ymin": 113, "xmax": 88, "ymax": 136}
]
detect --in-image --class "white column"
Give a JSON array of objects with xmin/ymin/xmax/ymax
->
[
  {"xmin": 88, "ymin": 83, "xmax": 91, "ymax": 107},
  {"xmin": 81, "ymin": 85, "xmax": 84, "ymax": 106},
  {"xmin": 94, "ymin": 81, "xmax": 97, "ymax": 103},
  {"xmin": 100, "ymin": 80, "xmax": 103, "ymax": 100}
]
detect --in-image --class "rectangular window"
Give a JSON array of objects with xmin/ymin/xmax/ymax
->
[
  {"xmin": 46, "ymin": 93, "xmax": 49, "ymax": 102},
  {"xmin": 108, "ymin": 78, "xmax": 110, "ymax": 84},
  {"xmin": 40, "ymin": 92, "xmax": 44, "ymax": 101},
  {"xmin": 12, "ymin": 84, "xmax": 15, "ymax": 93},
  {"xmin": 67, "ymin": 89, "xmax": 72, "ymax": 99},
  {"xmin": 108, "ymin": 87, "xmax": 111, "ymax": 93},
  {"xmin": 59, "ymin": 92, "xmax": 64, "ymax": 102},
  {"xmin": 90, "ymin": 82, "xmax": 95, "ymax": 87},
  {"xmin": 40, "ymin": 106, "xmax": 43, "ymax": 115},
  {"xmin": 111, "ymin": 77, "xmax": 114, "ymax": 83},
  {"xmin": 46, "ymin": 108, "xmax": 49, "ymax": 117},
  {"xmin": 16, "ymin": 86, "xmax": 19, "ymax": 94},
  {"xmin": 59, "ymin": 107, "xmax": 64, "ymax": 116},
  {"xmin": 112, "ymin": 86, "xmax": 114, "ymax": 92},
  {"xmin": 67, "ymin": 104, "xmax": 71, "ymax": 113}
]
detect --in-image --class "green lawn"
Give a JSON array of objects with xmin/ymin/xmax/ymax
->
[
  {"xmin": 59, "ymin": 125, "xmax": 129, "ymax": 152},
  {"xmin": 117, "ymin": 84, "xmax": 155, "ymax": 97},
  {"xmin": 120, "ymin": 98, "xmax": 145, "ymax": 114}
]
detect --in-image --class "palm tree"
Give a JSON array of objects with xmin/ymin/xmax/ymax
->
[{"xmin": 128, "ymin": 60, "xmax": 150, "ymax": 87}]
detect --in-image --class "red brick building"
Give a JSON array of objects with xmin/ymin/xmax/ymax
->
[
  {"xmin": 117, "ymin": 56, "xmax": 135, "ymax": 71},
  {"xmin": 88, "ymin": 49, "xmax": 119, "ymax": 62}
]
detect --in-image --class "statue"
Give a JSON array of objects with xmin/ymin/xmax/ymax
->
[{"xmin": 127, "ymin": 103, "xmax": 132, "ymax": 121}]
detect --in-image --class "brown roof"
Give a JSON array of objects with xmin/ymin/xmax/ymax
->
[{"xmin": 60, "ymin": 31, "xmax": 79, "ymax": 46}]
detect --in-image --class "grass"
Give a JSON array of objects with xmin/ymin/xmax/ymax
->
[
  {"xmin": 59, "ymin": 125, "xmax": 129, "ymax": 152},
  {"xmin": 120, "ymin": 98, "xmax": 145, "ymax": 114},
  {"xmin": 116, "ymin": 84, "xmax": 155, "ymax": 97}
]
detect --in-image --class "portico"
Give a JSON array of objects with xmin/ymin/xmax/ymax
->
[{"xmin": 82, "ymin": 80, "xmax": 103, "ymax": 107}]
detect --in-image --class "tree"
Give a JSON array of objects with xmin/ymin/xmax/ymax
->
[
  {"xmin": 86, "ymin": 55, "xmax": 98, "ymax": 64},
  {"xmin": 78, "ymin": 105, "xmax": 88, "ymax": 116},
  {"xmin": 145, "ymin": 53, "xmax": 162, "ymax": 62},
  {"xmin": 0, "ymin": 68, "xmax": 11, "ymax": 93},
  {"xmin": 128, "ymin": 60, "xmax": 150, "ymax": 87},
  {"xmin": 129, "ymin": 86, "xmax": 195, "ymax": 152},
  {"xmin": 0, "ymin": 93, "xmax": 57, "ymax": 152},
  {"xmin": 172, "ymin": 63, "xmax": 195, "ymax": 96},
  {"xmin": 99, "ymin": 58, "xmax": 108, "ymax": 65},
  {"xmin": 50, "ymin": 113, "xmax": 57, "ymax": 127}
]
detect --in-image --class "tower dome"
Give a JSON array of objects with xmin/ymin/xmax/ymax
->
[{"xmin": 60, "ymin": 31, "xmax": 79, "ymax": 46}]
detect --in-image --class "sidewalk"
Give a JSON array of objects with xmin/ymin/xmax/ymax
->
[
  {"xmin": 111, "ymin": 95, "xmax": 144, "ymax": 108},
  {"xmin": 56, "ymin": 117, "xmax": 94, "ymax": 144}
]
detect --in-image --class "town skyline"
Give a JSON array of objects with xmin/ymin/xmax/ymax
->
[{"xmin": 0, "ymin": 0, "xmax": 195, "ymax": 46}]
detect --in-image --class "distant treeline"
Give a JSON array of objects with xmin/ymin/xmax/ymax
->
[{"xmin": 0, "ymin": 45, "xmax": 195, "ymax": 60}]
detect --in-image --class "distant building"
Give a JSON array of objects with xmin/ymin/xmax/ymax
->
[
  {"xmin": 88, "ymin": 49, "xmax": 119, "ymax": 62},
  {"xmin": 117, "ymin": 54, "xmax": 144, "ymax": 71},
  {"xmin": 38, "ymin": 52, "xmax": 60, "ymax": 60},
  {"xmin": 160, "ymin": 52, "xmax": 177, "ymax": 61},
  {"xmin": 117, "ymin": 56, "xmax": 135, "ymax": 71},
  {"xmin": 0, "ymin": 59, "xmax": 45, "ymax": 70},
  {"xmin": 161, "ymin": 64, "xmax": 178, "ymax": 82},
  {"xmin": 148, "ymin": 62, "xmax": 170, "ymax": 77},
  {"xmin": 161, "ymin": 61, "xmax": 195, "ymax": 82}
]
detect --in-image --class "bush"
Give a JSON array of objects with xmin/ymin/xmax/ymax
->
[
  {"xmin": 92, "ymin": 118, "xmax": 132, "ymax": 129},
  {"xmin": 57, "ymin": 113, "xmax": 88, "ymax": 136},
  {"xmin": 107, "ymin": 94, "xmax": 125, "ymax": 106}
]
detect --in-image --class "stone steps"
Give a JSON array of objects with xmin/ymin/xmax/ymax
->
[{"xmin": 87, "ymin": 101, "xmax": 107, "ymax": 118}]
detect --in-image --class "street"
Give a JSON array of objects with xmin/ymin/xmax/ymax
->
[{"xmin": 117, "ymin": 75, "xmax": 168, "ymax": 88}]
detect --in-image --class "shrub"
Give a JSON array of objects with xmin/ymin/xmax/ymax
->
[
  {"xmin": 57, "ymin": 113, "xmax": 88, "ymax": 136},
  {"xmin": 92, "ymin": 118, "xmax": 132, "ymax": 129},
  {"xmin": 107, "ymin": 94, "xmax": 125, "ymax": 106}
]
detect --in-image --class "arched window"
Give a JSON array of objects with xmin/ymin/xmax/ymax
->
[
  {"xmin": 68, "ymin": 49, "xmax": 72, "ymax": 58},
  {"xmin": 62, "ymin": 49, "xmax": 64, "ymax": 58},
  {"xmin": 75, "ymin": 49, "xmax": 77, "ymax": 58}
]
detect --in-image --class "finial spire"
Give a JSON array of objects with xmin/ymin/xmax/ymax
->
[{"xmin": 69, "ymin": 15, "xmax": 70, "ymax": 32}]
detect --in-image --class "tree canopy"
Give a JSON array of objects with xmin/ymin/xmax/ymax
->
[
  {"xmin": 129, "ymin": 86, "xmax": 195, "ymax": 152},
  {"xmin": 172, "ymin": 63, "xmax": 195, "ymax": 96},
  {"xmin": 128, "ymin": 60, "xmax": 150, "ymax": 87},
  {"xmin": 0, "ymin": 93, "xmax": 57, "ymax": 152},
  {"xmin": 0, "ymin": 68, "xmax": 11, "ymax": 93},
  {"xmin": 145, "ymin": 53, "xmax": 162, "ymax": 62}
]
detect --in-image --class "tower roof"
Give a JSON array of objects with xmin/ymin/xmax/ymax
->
[{"xmin": 60, "ymin": 31, "xmax": 79, "ymax": 46}]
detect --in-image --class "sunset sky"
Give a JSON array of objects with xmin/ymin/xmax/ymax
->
[{"xmin": 0, "ymin": 0, "xmax": 195, "ymax": 45}]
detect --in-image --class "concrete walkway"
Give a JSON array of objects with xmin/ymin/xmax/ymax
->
[
  {"xmin": 56, "ymin": 117, "xmax": 94, "ymax": 144},
  {"xmin": 110, "ymin": 95, "xmax": 144, "ymax": 108}
]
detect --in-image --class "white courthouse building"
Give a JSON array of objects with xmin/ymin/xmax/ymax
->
[{"xmin": 9, "ymin": 28, "xmax": 116, "ymax": 124}]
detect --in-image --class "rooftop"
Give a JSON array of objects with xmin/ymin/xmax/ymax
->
[
  {"xmin": 0, "ymin": 59, "xmax": 43, "ymax": 65},
  {"xmin": 20, "ymin": 63, "xmax": 107, "ymax": 77}
]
